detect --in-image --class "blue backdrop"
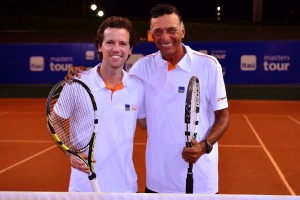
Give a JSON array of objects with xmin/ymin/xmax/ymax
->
[{"xmin": 0, "ymin": 41, "xmax": 299, "ymax": 85}]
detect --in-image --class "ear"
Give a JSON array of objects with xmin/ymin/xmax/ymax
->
[
  {"xmin": 127, "ymin": 48, "xmax": 133, "ymax": 61},
  {"xmin": 97, "ymin": 44, "xmax": 102, "ymax": 53},
  {"xmin": 181, "ymin": 25, "xmax": 185, "ymax": 39}
]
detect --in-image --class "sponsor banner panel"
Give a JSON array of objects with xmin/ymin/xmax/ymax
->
[
  {"xmin": 184, "ymin": 41, "xmax": 299, "ymax": 84},
  {"xmin": 0, "ymin": 41, "xmax": 299, "ymax": 84},
  {"xmin": 0, "ymin": 43, "xmax": 98, "ymax": 84}
]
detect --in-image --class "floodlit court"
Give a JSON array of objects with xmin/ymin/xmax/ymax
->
[{"xmin": 0, "ymin": 98, "xmax": 300, "ymax": 199}]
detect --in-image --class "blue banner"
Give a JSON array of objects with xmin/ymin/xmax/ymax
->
[
  {"xmin": 0, "ymin": 41, "xmax": 299, "ymax": 84},
  {"xmin": 0, "ymin": 43, "xmax": 99, "ymax": 84},
  {"xmin": 183, "ymin": 41, "xmax": 299, "ymax": 85}
]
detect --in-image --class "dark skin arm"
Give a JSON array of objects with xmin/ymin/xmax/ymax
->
[{"xmin": 182, "ymin": 108, "xmax": 230, "ymax": 163}]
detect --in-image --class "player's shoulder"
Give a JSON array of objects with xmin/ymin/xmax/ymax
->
[
  {"xmin": 78, "ymin": 71, "xmax": 90, "ymax": 81},
  {"xmin": 190, "ymin": 49, "xmax": 219, "ymax": 65},
  {"xmin": 129, "ymin": 52, "xmax": 158, "ymax": 77},
  {"xmin": 76, "ymin": 66, "xmax": 97, "ymax": 88},
  {"xmin": 125, "ymin": 72, "xmax": 144, "ymax": 93},
  {"xmin": 134, "ymin": 52, "xmax": 158, "ymax": 65},
  {"xmin": 126, "ymin": 72, "xmax": 143, "ymax": 85}
]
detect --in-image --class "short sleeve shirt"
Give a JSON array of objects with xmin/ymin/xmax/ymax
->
[
  {"xmin": 67, "ymin": 65, "xmax": 145, "ymax": 192},
  {"xmin": 129, "ymin": 44, "xmax": 228, "ymax": 193}
]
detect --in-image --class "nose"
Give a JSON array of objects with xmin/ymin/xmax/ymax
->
[
  {"xmin": 161, "ymin": 31, "xmax": 170, "ymax": 40},
  {"xmin": 112, "ymin": 43, "xmax": 121, "ymax": 51}
]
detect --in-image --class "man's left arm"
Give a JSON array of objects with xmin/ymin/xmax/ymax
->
[
  {"xmin": 182, "ymin": 108, "xmax": 230, "ymax": 163},
  {"xmin": 205, "ymin": 108, "xmax": 230, "ymax": 146}
]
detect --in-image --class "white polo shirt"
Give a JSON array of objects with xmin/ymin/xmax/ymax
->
[
  {"xmin": 129, "ymin": 44, "xmax": 228, "ymax": 193},
  {"xmin": 62, "ymin": 65, "xmax": 145, "ymax": 192}
]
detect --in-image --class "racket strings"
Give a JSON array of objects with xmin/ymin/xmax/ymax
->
[
  {"xmin": 72, "ymin": 83, "xmax": 94, "ymax": 147},
  {"xmin": 184, "ymin": 76, "xmax": 200, "ymax": 194},
  {"xmin": 190, "ymin": 81, "xmax": 200, "ymax": 139},
  {"xmin": 50, "ymin": 81, "xmax": 94, "ymax": 152},
  {"xmin": 185, "ymin": 77, "xmax": 200, "ymax": 143}
]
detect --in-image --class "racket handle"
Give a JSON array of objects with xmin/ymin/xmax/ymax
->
[
  {"xmin": 186, "ymin": 173, "xmax": 194, "ymax": 194},
  {"xmin": 186, "ymin": 141, "xmax": 192, "ymax": 148},
  {"xmin": 90, "ymin": 178, "xmax": 101, "ymax": 192},
  {"xmin": 89, "ymin": 172, "xmax": 101, "ymax": 192}
]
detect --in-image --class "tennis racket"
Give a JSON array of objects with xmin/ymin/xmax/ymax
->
[
  {"xmin": 46, "ymin": 78, "xmax": 101, "ymax": 192},
  {"xmin": 184, "ymin": 76, "xmax": 200, "ymax": 194}
]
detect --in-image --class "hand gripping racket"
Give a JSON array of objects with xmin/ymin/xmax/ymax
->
[
  {"xmin": 46, "ymin": 79, "xmax": 101, "ymax": 192},
  {"xmin": 184, "ymin": 76, "xmax": 200, "ymax": 194}
]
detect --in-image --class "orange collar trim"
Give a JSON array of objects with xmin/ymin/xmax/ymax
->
[{"xmin": 167, "ymin": 62, "xmax": 176, "ymax": 71}]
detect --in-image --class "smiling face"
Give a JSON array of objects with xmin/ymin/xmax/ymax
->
[
  {"xmin": 150, "ymin": 13, "xmax": 185, "ymax": 63},
  {"xmin": 98, "ymin": 27, "xmax": 132, "ymax": 70}
]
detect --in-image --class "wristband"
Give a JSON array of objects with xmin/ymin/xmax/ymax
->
[{"xmin": 203, "ymin": 139, "xmax": 213, "ymax": 154}]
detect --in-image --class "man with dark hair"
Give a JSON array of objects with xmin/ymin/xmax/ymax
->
[
  {"xmin": 67, "ymin": 16, "xmax": 146, "ymax": 192},
  {"xmin": 67, "ymin": 4, "xmax": 230, "ymax": 194},
  {"xmin": 130, "ymin": 4, "xmax": 230, "ymax": 193}
]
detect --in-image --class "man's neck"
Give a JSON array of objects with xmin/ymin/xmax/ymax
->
[
  {"xmin": 98, "ymin": 65, "xmax": 123, "ymax": 88},
  {"xmin": 164, "ymin": 45, "xmax": 186, "ymax": 66}
]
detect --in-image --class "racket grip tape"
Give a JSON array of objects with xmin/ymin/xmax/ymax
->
[
  {"xmin": 186, "ymin": 142, "xmax": 192, "ymax": 147},
  {"xmin": 186, "ymin": 173, "xmax": 194, "ymax": 194},
  {"xmin": 89, "ymin": 172, "xmax": 101, "ymax": 192}
]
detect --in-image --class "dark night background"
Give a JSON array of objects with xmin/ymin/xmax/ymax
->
[
  {"xmin": 1, "ymin": 0, "xmax": 299, "ymax": 23},
  {"xmin": 1, "ymin": 0, "xmax": 299, "ymax": 43}
]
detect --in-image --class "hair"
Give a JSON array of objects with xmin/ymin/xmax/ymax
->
[
  {"xmin": 150, "ymin": 4, "xmax": 183, "ymax": 24},
  {"xmin": 95, "ymin": 16, "xmax": 136, "ymax": 60}
]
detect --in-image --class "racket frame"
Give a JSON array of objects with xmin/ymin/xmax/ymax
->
[
  {"xmin": 46, "ymin": 79, "xmax": 100, "ymax": 192},
  {"xmin": 184, "ymin": 76, "xmax": 200, "ymax": 194}
]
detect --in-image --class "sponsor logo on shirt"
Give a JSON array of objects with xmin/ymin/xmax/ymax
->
[
  {"xmin": 178, "ymin": 86, "xmax": 185, "ymax": 93},
  {"xmin": 125, "ymin": 104, "xmax": 138, "ymax": 111},
  {"xmin": 217, "ymin": 96, "xmax": 227, "ymax": 102},
  {"xmin": 125, "ymin": 104, "xmax": 130, "ymax": 111},
  {"xmin": 132, "ymin": 105, "xmax": 138, "ymax": 111}
]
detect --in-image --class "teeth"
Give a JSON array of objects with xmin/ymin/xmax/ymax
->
[
  {"xmin": 162, "ymin": 43, "xmax": 172, "ymax": 47},
  {"xmin": 112, "ymin": 55, "xmax": 121, "ymax": 58}
]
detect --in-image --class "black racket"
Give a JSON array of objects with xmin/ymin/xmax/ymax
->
[
  {"xmin": 184, "ymin": 76, "xmax": 200, "ymax": 194},
  {"xmin": 46, "ymin": 78, "xmax": 101, "ymax": 192}
]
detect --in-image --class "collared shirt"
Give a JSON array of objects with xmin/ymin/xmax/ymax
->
[
  {"xmin": 66, "ymin": 64, "xmax": 145, "ymax": 192},
  {"xmin": 130, "ymin": 44, "xmax": 228, "ymax": 193}
]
